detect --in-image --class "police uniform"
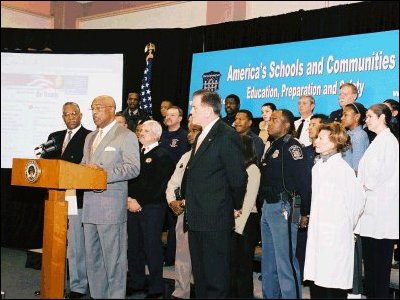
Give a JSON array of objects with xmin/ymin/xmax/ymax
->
[{"xmin": 259, "ymin": 134, "xmax": 311, "ymax": 299}]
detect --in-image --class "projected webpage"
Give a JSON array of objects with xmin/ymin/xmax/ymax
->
[
  {"xmin": 1, "ymin": 53, "xmax": 123, "ymax": 168},
  {"xmin": 189, "ymin": 30, "xmax": 399, "ymax": 118}
]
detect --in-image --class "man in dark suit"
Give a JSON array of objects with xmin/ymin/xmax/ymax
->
[
  {"xmin": 183, "ymin": 89, "xmax": 248, "ymax": 298},
  {"xmin": 42, "ymin": 102, "xmax": 91, "ymax": 299},
  {"xmin": 120, "ymin": 91, "xmax": 152, "ymax": 133}
]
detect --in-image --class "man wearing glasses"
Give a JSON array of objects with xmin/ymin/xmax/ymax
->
[{"xmin": 81, "ymin": 95, "xmax": 140, "ymax": 298}]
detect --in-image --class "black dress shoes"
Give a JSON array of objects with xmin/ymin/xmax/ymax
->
[
  {"xmin": 126, "ymin": 287, "xmax": 147, "ymax": 296},
  {"xmin": 34, "ymin": 290, "xmax": 40, "ymax": 296},
  {"xmin": 145, "ymin": 292, "xmax": 163, "ymax": 299},
  {"xmin": 65, "ymin": 291, "xmax": 86, "ymax": 298}
]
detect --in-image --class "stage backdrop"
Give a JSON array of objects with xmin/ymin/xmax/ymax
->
[{"xmin": 189, "ymin": 30, "xmax": 399, "ymax": 117}]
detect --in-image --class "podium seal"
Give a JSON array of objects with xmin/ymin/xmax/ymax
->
[{"xmin": 24, "ymin": 160, "xmax": 41, "ymax": 183}]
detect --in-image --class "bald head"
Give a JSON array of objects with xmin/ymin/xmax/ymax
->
[{"xmin": 91, "ymin": 95, "xmax": 116, "ymax": 128}]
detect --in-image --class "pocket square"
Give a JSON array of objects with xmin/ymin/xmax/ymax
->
[{"xmin": 104, "ymin": 146, "xmax": 116, "ymax": 152}]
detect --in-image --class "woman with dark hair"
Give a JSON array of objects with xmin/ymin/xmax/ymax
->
[
  {"xmin": 357, "ymin": 104, "xmax": 399, "ymax": 299},
  {"xmin": 230, "ymin": 134, "xmax": 260, "ymax": 298},
  {"xmin": 341, "ymin": 102, "xmax": 369, "ymax": 297},
  {"xmin": 304, "ymin": 122, "xmax": 365, "ymax": 299},
  {"xmin": 259, "ymin": 103, "xmax": 276, "ymax": 145},
  {"xmin": 341, "ymin": 102, "xmax": 369, "ymax": 174},
  {"xmin": 383, "ymin": 99, "xmax": 399, "ymax": 139}
]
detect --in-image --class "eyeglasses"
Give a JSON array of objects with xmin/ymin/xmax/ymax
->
[
  {"xmin": 90, "ymin": 105, "xmax": 115, "ymax": 112},
  {"xmin": 63, "ymin": 112, "xmax": 79, "ymax": 117}
]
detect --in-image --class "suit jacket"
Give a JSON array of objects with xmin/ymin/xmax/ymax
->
[
  {"xmin": 128, "ymin": 146, "xmax": 175, "ymax": 206},
  {"xmin": 42, "ymin": 126, "xmax": 91, "ymax": 208},
  {"xmin": 184, "ymin": 119, "xmax": 247, "ymax": 231},
  {"xmin": 121, "ymin": 107, "xmax": 152, "ymax": 133},
  {"xmin": 81, "ymin": 123, "xmax": 140, "ymax": 224}
]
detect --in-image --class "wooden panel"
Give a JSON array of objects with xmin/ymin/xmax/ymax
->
[
  {"xmin": 11, "ymin": 158, "xmax": 106, "ymax": 190},
  {"xmin": 40, "ymin": 191, "xmax": 68, "ymax": 299}
]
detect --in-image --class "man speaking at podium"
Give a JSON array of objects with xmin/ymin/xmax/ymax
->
[
  {"xmin": 41, "ymin": 102, "xmax": 91, "ymax": 298},
  {"xmin": 81, "ymin": 95, "xmax": 140, "ymax": 299}
]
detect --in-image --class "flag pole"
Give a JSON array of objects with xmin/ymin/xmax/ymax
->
[{"xmin": 139, "ymin": 43, "xmax": 155, "ymax": 115}]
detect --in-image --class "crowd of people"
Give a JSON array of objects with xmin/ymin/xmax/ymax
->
[{"xmin": 39, "ymin": 83, "xmax": 398, "ymax": 299}]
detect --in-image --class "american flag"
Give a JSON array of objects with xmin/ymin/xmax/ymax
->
[{"xmin": 139, "ymin": 58, "xmax": 153, "ymax": 114}]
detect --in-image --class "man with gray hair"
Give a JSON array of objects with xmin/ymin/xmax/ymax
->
[
  {"xmin": 127, "ymin": 120, "xmax": 175, "ymax": 299},
  {"xmin": 40, "ymin": 102, "xmax": 91, "ymax": 299}
]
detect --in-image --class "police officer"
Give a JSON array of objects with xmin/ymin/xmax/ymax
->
[{"xmin": 259, "ymin": 109, "xmax": 311, "ymax": 299}]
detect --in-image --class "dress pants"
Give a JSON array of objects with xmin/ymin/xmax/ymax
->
[
  {"xmin": 310, "ymin": 281, "xmax": 348, "ymax": 298},
  {"xmin": 296, "ymin": 228, "xmax": 308, "ymax": 281},
  {"xmin": 362, "ymin": 236, "xmax": 394, "ymax": 299},
  {"xmin": 230, "ymin": 213, "xmax": 258, "ymax": 298},
  {"xmin": 165, "ymin": 208, "xmax": 177, "ymax": 264},
  {"xmin": 67, "ymin": 209, "xmax": 88, "ymax": 294},
  {"xmin": 172, "ymin": 214, "xmax": 192, "ymax": 299},
  {"xmin": 128, "ymin": 202, "xmax": 167, "ymax": 294},
  {"xmin": 189, "ymin": 229, "xmax": 231, "ymax": 298},
  {"xmin": 83, "ymin": 223, "xmax": 127, "ymax": 299}
]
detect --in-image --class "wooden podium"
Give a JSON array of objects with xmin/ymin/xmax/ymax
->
[{"xmin": 11, "ymin": 158, "xmax": 107, "ymax": 299}]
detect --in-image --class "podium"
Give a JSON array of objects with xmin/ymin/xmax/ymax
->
[{"xmin": 11, "ymin": 158, "xmax": 107, "ymax": 299}]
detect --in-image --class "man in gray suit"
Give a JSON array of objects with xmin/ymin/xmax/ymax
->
[{"xmin": 81, "ymin": 95, "xmax": 140, "ymax": 299}]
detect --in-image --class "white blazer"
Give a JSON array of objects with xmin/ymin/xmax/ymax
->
[
  {"xmin": 357, "ymin": 128, "xmax": 399, "ymax": 239},
  {"xmin": 304, "ymin": 154, "xmax": 365, "ymax": 289}
]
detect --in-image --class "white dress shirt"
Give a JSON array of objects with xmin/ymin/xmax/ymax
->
[{"xmin": 294, "ymin": 115, "xmax": 312, "ymax": 146}]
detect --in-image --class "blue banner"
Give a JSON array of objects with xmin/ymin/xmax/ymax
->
[{"xmin": 189, "ymin": 30, "xmax": 399, "ymax": 117}]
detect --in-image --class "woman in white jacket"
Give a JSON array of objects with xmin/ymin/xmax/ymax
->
[
  {"xmin": 357, "ymin": 104, "xmax": 399, "ymax": 299},
  {"xmin": 304, "ymin": 122, "xmax": 365, "ymax": 298}
]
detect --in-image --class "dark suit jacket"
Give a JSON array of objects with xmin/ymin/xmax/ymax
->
[
  {"xmin": 184, "ymin": 119, "xmax": 247, "ymax": 231},
  {"xmin": 42, "ymin": 126, "xmax": 91, "ymax": 208},
  {"xmin": 329, "ymin": 108, "xmax": 342, "ymax": 122},
  {"xmin": 128, "ymin": 146, "xmax": 175, "ymax": 206}
]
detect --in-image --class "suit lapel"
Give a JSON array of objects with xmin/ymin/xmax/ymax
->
[
  {"xmin": 189, "ymin": 120, "xmax": 220, "ymax": 167},
  {"xmin": 62, "ymin": 127, "xmax": 81, "ymax": 156},
  {"xmin": 92, "ymin": 123, "xmax": 119, "ymax": 160}
]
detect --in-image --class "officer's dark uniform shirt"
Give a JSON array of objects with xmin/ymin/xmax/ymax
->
[
  {"xmin": 221, "ymin": 114, "xmax": 236, "ymax": 127},
  {"xmin": 159, "ymin": 127, "xmax": 190, "ymax": 164},
  {"xmin": 302, "ymin": 144, "xmax": 316, "ymax": 216},
  {"xmin": 330, "ymin": 109, "xmax": 342, "ymax": 122},
  {"xmin": 121, "ymin": 107, "xmax": 152, "ymax": 133},
  {"xmin": 259, "ymin": 134, "xmax": 311, "ymax": 216}
]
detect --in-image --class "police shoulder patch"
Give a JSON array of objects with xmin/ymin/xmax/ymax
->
[{"xmin": 289, "ymin": 145, "xmax": 303, "ymax": 160}]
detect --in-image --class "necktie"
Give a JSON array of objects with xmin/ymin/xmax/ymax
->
[
  {"xmin": 62, "ymin": 130, "xmax": 72, "ymax": 154},
  {"xmin": 91, "ymin": 129, "xmax": 103, "ymax": 154},
  {"xmin": 296, "ymin": 119, "xmax": 305, "ymax": 139}
]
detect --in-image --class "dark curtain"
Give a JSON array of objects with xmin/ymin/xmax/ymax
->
[{"xmin": 1, "ymin": 1, "xmax": 398, "ymax": 248}]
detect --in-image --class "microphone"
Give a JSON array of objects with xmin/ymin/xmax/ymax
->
[
  {"xmin": 43, "ymin": 144, "xmax": 59, "ymax": 153},
  {"xmin": 34, "ymin": 137, "xmax": 56, "ymax": 151}
]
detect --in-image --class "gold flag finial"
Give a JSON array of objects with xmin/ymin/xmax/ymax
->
[{"xmin": 144, "ymin": 43, "xmax": 156, "ymax": 61}]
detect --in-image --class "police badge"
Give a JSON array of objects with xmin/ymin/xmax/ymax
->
[
  {"xmin": 202, "ymin": 71, "xmax": 221, "ymax": 91},
  {"xmin": 24, "ymin": 160, "xmax": 41, "ymax": 183},
  {"xmin": 289, "ymin": 145, "xmax": 303, "ymax": 160}
]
